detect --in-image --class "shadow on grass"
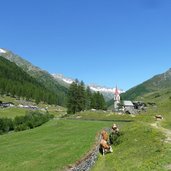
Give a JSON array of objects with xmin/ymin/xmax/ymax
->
[{"xmin": 61, "ymin": 118, "xmax": 134, "ymax": 123}]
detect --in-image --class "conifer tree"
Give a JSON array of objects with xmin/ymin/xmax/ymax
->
[
  {"xmin": 77, "ymin": 81, "xmax": 86, "ymax": 111},
  {"xmin": 85, "ymin": 86, "xmax": 92, "ymax": 110},
  {"xmin": 67, "ymin": 81, "xmax": 78, "ymax": 114}
]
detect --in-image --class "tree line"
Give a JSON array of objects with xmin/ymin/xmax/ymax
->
[
  {"xmin": 67, "ymin": 80, "xmax": 106, "ymax": 114},
  {"xmin": 0, "ymin": 56, "xmax": 60, "ymax": 105}
]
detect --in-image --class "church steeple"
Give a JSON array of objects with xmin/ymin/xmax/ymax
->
[
  {"xmin": 114, "ymin": 85, "xmax": 120, "ymax": 112},
  {"xmin": 114, "ymin": 86, "xmax": 120, "ymax": 101}
]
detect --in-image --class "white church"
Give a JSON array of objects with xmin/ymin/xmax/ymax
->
[{"xmin": 113, "ymin": 86, "xmax": 135, "ymax": 113}]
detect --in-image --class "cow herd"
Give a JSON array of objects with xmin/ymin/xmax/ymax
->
[{"xmin": 100, "ymin": 124, "xmax": 120, "ymax": 156}]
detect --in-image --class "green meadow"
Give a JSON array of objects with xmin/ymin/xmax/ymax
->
[
  {"xmin": 0, "ymin": 105, "xmax": 171, "ymax": 170},
  {"xmin": 0, "ymin": 107, "xmax": 27, "ymax": 118},
  {"xmin": 70, "ymin": 111, "xmax": 171, "ymax": 171},
  {"xmin": 0, "ymin": 119, "xmax": 113, "ymax": 171}
]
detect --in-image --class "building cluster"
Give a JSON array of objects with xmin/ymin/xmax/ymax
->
[
  {"xmin": 113, "ymin": 87, "xmax": 147, "ymax": 114},
  {"xmin": 0, "ymin": 101, "xmax": 14, "ymax": 108},
  {"xmin": 0, "ymin": 101, "xmax": 48, "ymax": 112}
]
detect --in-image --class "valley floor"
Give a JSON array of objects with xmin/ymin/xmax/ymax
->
[{"xmin": 0, "ymin": 109, "xmax": 171, "ymax": 171}]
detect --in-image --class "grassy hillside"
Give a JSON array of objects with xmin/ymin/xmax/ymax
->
[
  {"xmin": 70, "ymin": 111, "xmax": 171, "ymax": 171},
  {"xmin": 121, "ymin": 68, "xmax": 171, "ymax": 101},
  {"xmin": 143, "ymin": 89, "xmax": 171, "ymax": 130},
  {"xmin": 92, "ymin": 121, "xmax": 170, "ymax": 171},
  {"xmin": 0, "ymin": 119, "xmax": 112, "ymax": 171}
]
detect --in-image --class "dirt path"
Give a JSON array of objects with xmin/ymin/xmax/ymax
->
[{"xmin": 151, "ymin": 121, "xmax": 171, "ymax": 143}]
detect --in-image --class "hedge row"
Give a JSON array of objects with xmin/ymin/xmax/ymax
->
[{"xmin": 0, "ymin": 111, "xmax": 54, "ymax": 134}]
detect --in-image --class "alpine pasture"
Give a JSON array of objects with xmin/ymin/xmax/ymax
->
[{"xmin": 0, "ymin": 107, "xmax": 171, "ymax": 170}]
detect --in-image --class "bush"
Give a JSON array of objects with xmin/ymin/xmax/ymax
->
[
  {"xmin": 0, "ymin": 118, "xmax": 14, "ymax": 134},
  {"xmin": 15, "ymin": 124, "xmax": 29, "ymax": 131},
  {"xmin": 14, "ymin": 116, "xmax": 25, "ymax": 126},
  {"xmin": 109, "ymin": 132, "xmax": 122, "ymax": 145},
  {"xmin": 14, "ymin": 111, "xmax": 54, "ymax": 131},
  {"xmin": 0, "ymin": 111, "xmax": 54, "ymax": 134}
]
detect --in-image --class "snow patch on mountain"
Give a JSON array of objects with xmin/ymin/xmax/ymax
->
[
  {"xmin": 52, "ymin": 74, "xmax": 124, "ymax": 95},
  {"xmin": 89, "ymin": 85, "xmax": 124, "ymax": 94},
  {"xmin": 0, "ymin": 48, "xmax": 7, "ymax": 54},
  {"xmin": 52, "ymin": 74, "xmax": 74, "ymax": 84},
  {"xmin": 90, "ymin": 86, "xmax": 114, "ymax": 93}
]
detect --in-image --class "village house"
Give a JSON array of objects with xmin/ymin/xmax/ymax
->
[
  {"xmin": 113, "ymin": 87, "xmax": 146, "ymax": 114},
  {"xmin": 123, "ymin": 100, "xmax": 136, "ymax": 114}
]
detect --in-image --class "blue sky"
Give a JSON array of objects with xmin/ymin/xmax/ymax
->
[{"xmin": 1, "ymin": 0, "xmax": 171, "ymax": 90}]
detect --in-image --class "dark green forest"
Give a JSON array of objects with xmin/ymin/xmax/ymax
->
[{"xmin": 0, "ymin": 56, "xmax": 63, "ymax": 105}]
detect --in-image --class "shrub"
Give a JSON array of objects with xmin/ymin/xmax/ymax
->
[
  {"xmin": 14, "ymin": 116, "xmax": 25, "ymax": 126},
  {"xmin": 0, "ymin": 111, "xmax": 54, "ymax": 134},
  {"xmin": 15, "ymin": 124, "xmax": 29, "ymax": 131},
  {"xmin": 109, "ymin": 132, "xmax": 122, "ymax": 145},
  {"xmin": 14, "ymin": 111, "xmax": 54, "ymax": 131},
  {"xmin": 0, "ymin": 118, "xmax": 14, "ymax": 134}
]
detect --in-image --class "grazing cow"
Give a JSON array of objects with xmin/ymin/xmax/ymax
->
[
  {"xmin": 101, "ymin": 130, "xmax": 109, "ymax": 141},
  {"xmin": 155, "ymin": 115, "xmax": 163, "ymax": 120},
  {"xmin": 100, "ymin": 139, "xmax": 113, "ymax": 156},
  {"xmin": 100, "ymin": 130, "xmax": 113, "ymax": 155},
  {"xmin": 112, "ymin": 124, "xmax": 119, "ymax": 134}
]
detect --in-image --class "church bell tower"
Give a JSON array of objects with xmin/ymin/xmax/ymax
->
[{"xmin": 114, "ymin": 86, "xmax": 120, "ymax": 112}]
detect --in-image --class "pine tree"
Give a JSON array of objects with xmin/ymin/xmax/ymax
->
[
  {"xmin": 77, "ymin": 81, "xmax": 86, "ymax": 111},
  {"xmin": 67, "ymin": 81, "xmax": 78, "ymax": 114},
  {"xmin": 85, "ymin": 86, "xmax": 92, "ymax": 110},
  {"xmin": 90, "ymin": 91, "xmax": 106, "ymax": 110}
]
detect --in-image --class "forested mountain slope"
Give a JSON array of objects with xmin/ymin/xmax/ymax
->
[
  {"xmin": 0, "ymin": 48, "xmax": 67, "ymax": 105},
  {"xmin": 0, "ymin": 56, "xmax": 59, "ymax": 105}
]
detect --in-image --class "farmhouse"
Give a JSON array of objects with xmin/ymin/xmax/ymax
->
[
  {"xmin": 18, "ymin": 104, "xmax": 38, "ymax": 110},
  {"xmin": 123, "ymin": 100, "xmax": 136, "ymax": 114}
]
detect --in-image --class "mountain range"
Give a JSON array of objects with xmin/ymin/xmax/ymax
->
[
  {"xmin": 1, "ymin": 48, "xmax": 171, "ymax": 107},
  {"xmin": 0, "ymin": 48, "xmax": 121, "ymax": 102},
  {"xmin": 52, "ymin": 73, "xmax": 125, "ymax": 101}
]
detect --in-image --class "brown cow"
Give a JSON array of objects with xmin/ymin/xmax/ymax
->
[
  {"xmin": 101, "ymin": 130, "xmax": 109, "ymax": 141},
  {"xmin": 100, "ymin": 130, "xmax": 113, "ymax": 155},
  {"xmin": 155, "ymin": 115, "xmax": 163, "ymax": 120},
  {"xmin": 112, "ymin": 124, "xmax": 119, "ymax": 134},
  {"xmin": 100, "ymin": 139, "xmax": 113, "ymax": 156}
]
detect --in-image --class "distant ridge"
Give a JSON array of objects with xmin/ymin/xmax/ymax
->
[
  {"xmin": 52, "ymin": 73, "xmax": 124, "ymax": 101},
  {"xmin": 121, "ymin": 68, "xmax": 171, "ymax": 100},
  {"xmin": 0, "ymin": 48, "xmax": 67, "ymax": 106},
  {"xmin": 0, "ymin": 56, "xmax": 59, "ymax": 104},
  {"xmin": 107, "ymin": 68, "xmax": 171, "ymax": 108}
]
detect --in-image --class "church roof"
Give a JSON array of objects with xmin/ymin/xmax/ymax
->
[{"xmin": 114, "ymin": 86, "xmax": 119, "ymax": 95}]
